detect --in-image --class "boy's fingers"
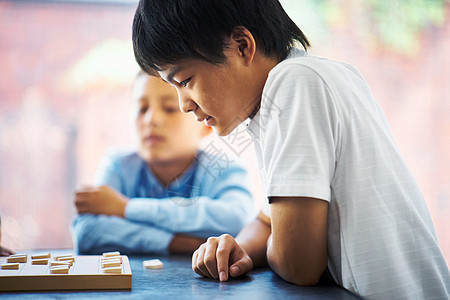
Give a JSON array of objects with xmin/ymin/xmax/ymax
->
[
  {"xmin": 192, "ymin": 235, "xmax": 239, "ymax": 281},
  {"xmin": 204, "ymin": 239, "xmax": 219, "ymax": 279},
  {"xmin": 0, "ymin": 246, "xmax": 15, "ymax": 256},
  {"xmin": 192, "ymin": 249, "xmax": 205, "ymax": 277},
  {"xmin": 229, "ymin": 255, "xmax": 253, "ymax": 277},
  {"xmin": 74, "ymin": 203, "xmax": 89, "ymax": 213},
  {"xmin": 195, "ymin": 245, "xmax": 210, "ymax": 278},
  {"xmin": 75, "ymin": 186, "xmax": 99, "ymax": 195},
  {"xmin": 216, "ymin": 235, "xmax": 235, "ymax": 281},
  {"xmin": 74, "ymin": 200, "xmax": 85, "ymax": 209},
  {"xmin": 192, "ymin": 248, "xmax": 208, "ymax": 277},
  {"xmin": 192, "ymin": 249, "xmax": 198, "ymax": 270},
  {"xmin": 74, "ymin": 192, "xmax": 92, "ymax": 201},
  {"xmin": 75, "ymin": 184, "xmax": 95, "ymax": 193}
]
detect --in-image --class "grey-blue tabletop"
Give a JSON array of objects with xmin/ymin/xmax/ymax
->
[{"xmin": 1, "ymin": 253, "xmax": 362, "ymax": 299}]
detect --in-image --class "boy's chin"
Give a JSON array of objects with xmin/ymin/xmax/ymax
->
[
  {"xmin": 140, "ymin": 149, "xmax": 198, "ymax": 165},
  {"xmin": 139, "ymin": 151, "xmax": 166, "ymax": 164},
  {"xmin": 213, "ymin": 126, "xmax": 232, "ymax": 136},
  {"xmin": 212, "ymin": 122, "xmax": 240, "ymax": 137}
]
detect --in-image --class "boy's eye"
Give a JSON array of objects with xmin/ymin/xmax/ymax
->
[
  {"xmin": 179, "ymin": 77, "xmax": 191, "ymax": 88},
  {"xmin": 164, "ymin": 106, "xmax": 179, "ymax": 113},
  {"xmin": 139, "ymin": 106, "xmax": 148, "ymax": 114}
]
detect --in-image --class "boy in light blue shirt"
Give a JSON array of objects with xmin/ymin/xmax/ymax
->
[{"xmin": 71, "ymin": 72, "xmax": 254, "ymax": 255}]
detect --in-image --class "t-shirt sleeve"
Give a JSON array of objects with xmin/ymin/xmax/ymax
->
[{"xmin": 261, "ymin": 62, "xmax": 339, "ymax": 202}]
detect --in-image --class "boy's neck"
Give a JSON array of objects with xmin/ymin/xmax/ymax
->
[
  {"xmin": 148, "ymin": 154, "xmax": 197, "ymax": 187},
  {"xmin": 247, "ymin": 52, "xmax": 280, "ymax": 118}
]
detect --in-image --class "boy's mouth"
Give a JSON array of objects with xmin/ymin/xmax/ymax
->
[
  {"xmin": 196, "ymin": 114, "xmax": 215, "ymax": 127},
  {"xmin": 204, "ymin": 116, "xmax": 215, "ymax": 127},
  {"xmin": 144, "ymin": 134, "xmax": 164, "ymax": 145}
]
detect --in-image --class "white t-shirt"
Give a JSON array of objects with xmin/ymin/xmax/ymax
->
[{"xmin": 247, "ymin": 48, "xmax": 450, "ymax": 299}]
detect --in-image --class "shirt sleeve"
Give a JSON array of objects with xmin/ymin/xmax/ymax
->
[
  {"xmin": 261, "ymin": 62, "xmax": 339, "ymax": 201},
  {"xmin": 125, "ymin": 161, "xmax": 255, "ymax": 237},
  {"xmin": 71, "ymin": 214, "xmax": 173, "ymax": 255}
]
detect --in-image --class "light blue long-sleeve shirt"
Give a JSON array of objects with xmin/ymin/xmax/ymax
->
[{"xmin": 71, "ymin": 149, "xmax": 255, "ymax": 255}]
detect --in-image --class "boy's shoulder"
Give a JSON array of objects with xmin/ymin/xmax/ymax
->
[
  {"xmin": 270, "ymin": 49, "xmax": 359, "ymax": 81},
  {"xmin": 265, "ymin": 49, "xmax": 366, "ymax": 99},
  {"xmin": 102, "ymin": 146, "xmax": 143, "ymax": 168}
]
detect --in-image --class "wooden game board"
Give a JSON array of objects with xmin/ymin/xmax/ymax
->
[{"xmin": 0, "ymin": 254, "xmax": 132, "ymax": 291}]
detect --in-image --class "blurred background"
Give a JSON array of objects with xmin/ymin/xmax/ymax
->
[{"xmin": 0, "ymin": 0, "xmax": 448, "ymax": 266}]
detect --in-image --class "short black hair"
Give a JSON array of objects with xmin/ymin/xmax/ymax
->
[{"xmin": 132, "ymin": 0, "xmax": 310, "ymax": 75}]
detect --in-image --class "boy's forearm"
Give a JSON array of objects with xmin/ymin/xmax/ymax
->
[
  {"xmin": 235, "ymin": 214, "xmax": 271, "ymax": 267},
  {"xmin": 72, "ymin": 214, "xmax": 173, "ymax": 255},
  {"xmin": 125, "ymin": 196, "xmax": 251, "ymax": 236},
  {"xmin": 266, "ymin": 237, "xmax": 325, "ymax": 286},
  {"xmin": 266, "ymin": 197, "xmax": 328, "ymax": 286},
  {"xmin": 0, "ymin": 246, "xmax": 14, "ymax": 256}
]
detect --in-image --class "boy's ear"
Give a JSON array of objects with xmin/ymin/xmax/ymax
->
[{"xmin": 229, "ymin": 26, "xmax": 256, "ymax": 66}]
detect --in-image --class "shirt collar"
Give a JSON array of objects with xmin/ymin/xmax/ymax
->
[
  {"xmin": 142, "ymin": 152, "xmax": 199, "ymax": 193},
  {"xmin": 286, "ymin": 47, "xmax": 308, "ymax": 60},
  {"xmin": 246, "ymin": 47, "xmax": 308, "ymax": 138}
]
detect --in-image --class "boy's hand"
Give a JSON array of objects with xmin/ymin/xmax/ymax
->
[
  {"xmin": 0, "ymin": 246, "xmax": 14, "ymax": 256},
  {"xmin": 192, "ymin": 234, "xmax": 253, "ymax": 281},
  {"xmin": 74, "ymin": 185, "xmax": 128, "ymax": 217}
]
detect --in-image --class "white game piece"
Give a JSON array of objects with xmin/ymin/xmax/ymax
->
[
  {"xmin": 102, "ymin": 256, "xmax": 122, "ymax": 263},
  {"xmin": 143, "ymin": 259, "xmax": 163, "ymax": 269},
  {"xmin": 54, "ymin": 255, "xmax": 73, "ymax": 260},
  {"xmin": 102, "ymin": 259, "xmax": 122, "ymax": 268},
  {"xmin": 1, "ymin": 263, "xmax": 20, "ymax": 270},
  {"xmin": 50, "ymin": 266, "xmax": 70, "ymax": 274},
  {"xmin": 9, "ymin": 253, "xmax": 27, "ymax": 257},
  {"xmin": 9, "ymin": 253, "xmax": 27, "ymax": 258},
  {"xmin": 50, "ymin": 261, "xmax": 71, "ymax": 267},
  {"xmin": 31, "ymin": 253, "xmax": 50, "ymax": 259},
  {"xmin": 62, "ymin": 261, "xmax": 73, "ymax": 267},
  {"xmin": 31, "ymin": 258, "xmax": 49, "ymax": 265},
  {"xmin": 7, "ymin": 255, "xmax": 27, "ymax": 263},
  {"xmin": 102, "ymin": 251, "xmax": 121, "ymax": 258},
  {"xmin": 103, "ymin": 266, "xmax": 122, "ymax": 273},
  {"xmin": 57, "ymin": 256, "xmax": 75, "ymax": 264}
]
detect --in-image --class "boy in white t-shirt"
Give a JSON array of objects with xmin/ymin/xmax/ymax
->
[{"xmin": 131, "ymin": 0, "xmax": 450, "ymax": 299}]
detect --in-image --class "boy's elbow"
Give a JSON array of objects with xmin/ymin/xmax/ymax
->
[
  {"xmin": 71, "ymin": 215, "xmax": 98, "ymax": 254},
  {"xmin": 267, "ymin": 246, "xmax": 326, "ymax": 286},
  {"xmin": 72, "ymin": 227, "xmax": 92, "ymax": 254},
  {"xmin": 281, "ymin": 269, "xmax": 322, "ymax": 286}
]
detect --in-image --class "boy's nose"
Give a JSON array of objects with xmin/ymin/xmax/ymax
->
[
  {"xmin": 178, "ymin": 93, "xmax": 197, "ymax": 114},
  {"xmin": 143, "ymin": 109, "xmax": 160, "ymax": 126}
]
